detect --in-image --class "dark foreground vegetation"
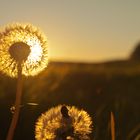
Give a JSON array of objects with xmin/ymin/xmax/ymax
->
[{"xmin": 0, "ymin": 59, "xmax": 140, "ymax": 140}]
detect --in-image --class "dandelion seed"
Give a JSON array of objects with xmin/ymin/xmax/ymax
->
[
  {"xmin": 0, "ymin": 23, "xmax": 48, "ymax": 77},
  {"xmin": 35, "ymin": 105, "xmax": 92, "ymax": 140}
]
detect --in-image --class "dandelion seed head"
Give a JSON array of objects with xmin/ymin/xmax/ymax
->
[
  {"xmin": 0, "ymin": 23, "xmax": 48, "ymax": 77},
  {"xmin": 35, "ymin": 105, "xmax": 92, "ymax": 140}
]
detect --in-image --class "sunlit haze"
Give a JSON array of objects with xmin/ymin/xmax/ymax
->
[{"xmin": 0, "ymin": 0, "xmax": 140, "ymax": 62}]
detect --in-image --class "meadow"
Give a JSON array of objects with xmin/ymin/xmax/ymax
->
[{"xmin": 0, "ymin": 59, "xmax": 140, "ymax": 140}]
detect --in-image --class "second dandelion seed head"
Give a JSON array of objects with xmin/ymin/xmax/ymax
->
[{"xmin": 35, "ymin": 105, "xmax": 93, "ymax": 140}]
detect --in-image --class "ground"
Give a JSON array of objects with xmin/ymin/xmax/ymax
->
[{"xmin": 0, "ymin": 60, "xmax": 140, "ymax": 140}]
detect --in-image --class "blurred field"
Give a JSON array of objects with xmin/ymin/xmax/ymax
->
[{"xmin": 0, "ymin": 60, "xmax": 140, "ymax": 140}]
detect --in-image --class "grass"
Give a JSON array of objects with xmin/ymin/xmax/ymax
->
[{"xmin": 0, "ymin": 60, "xmax": 140, "ymax": 139}]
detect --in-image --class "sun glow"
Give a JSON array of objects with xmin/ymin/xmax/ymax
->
[
  {"xmin": 0, "ymin": 23, "xmax": 48, "ymax": 77},
  {"xmin": 26, "ymin": 37, "xmax": 43, "ymax": 64}
]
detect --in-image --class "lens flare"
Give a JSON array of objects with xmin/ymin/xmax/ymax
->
[
  {"xmin": 35, "ymin": 105, "xmax": 92, "ymax": 140},
  {"xmin": 0, "ymin": 23, "xmax": 48, "ymax": 77}
]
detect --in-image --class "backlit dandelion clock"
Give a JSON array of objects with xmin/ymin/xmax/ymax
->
[
  {"xmin": 0, "ymin": 23, "xmax": 48, "ymax": 140},
  {"xmin": 35, "ymin": 105, "xmax": 92, "ymax": 140},
  {"xmin": 0, "ymin": 23, "xmax": 48, "ymax": 77}
]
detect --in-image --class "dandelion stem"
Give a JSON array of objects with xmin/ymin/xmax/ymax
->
[{"xmin": 6, "ymin": 63, "xmax": 23, "ymax": 140}]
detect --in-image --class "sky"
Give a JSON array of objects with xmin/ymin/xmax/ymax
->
[{"xmin": 0, "ymin": 0, "xmax": 140, "ymax": 62}]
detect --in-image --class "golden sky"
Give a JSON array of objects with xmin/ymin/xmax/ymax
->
[{"xmin": 0, "ymin": 0, "xmax": 140, "ymax": 62}]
